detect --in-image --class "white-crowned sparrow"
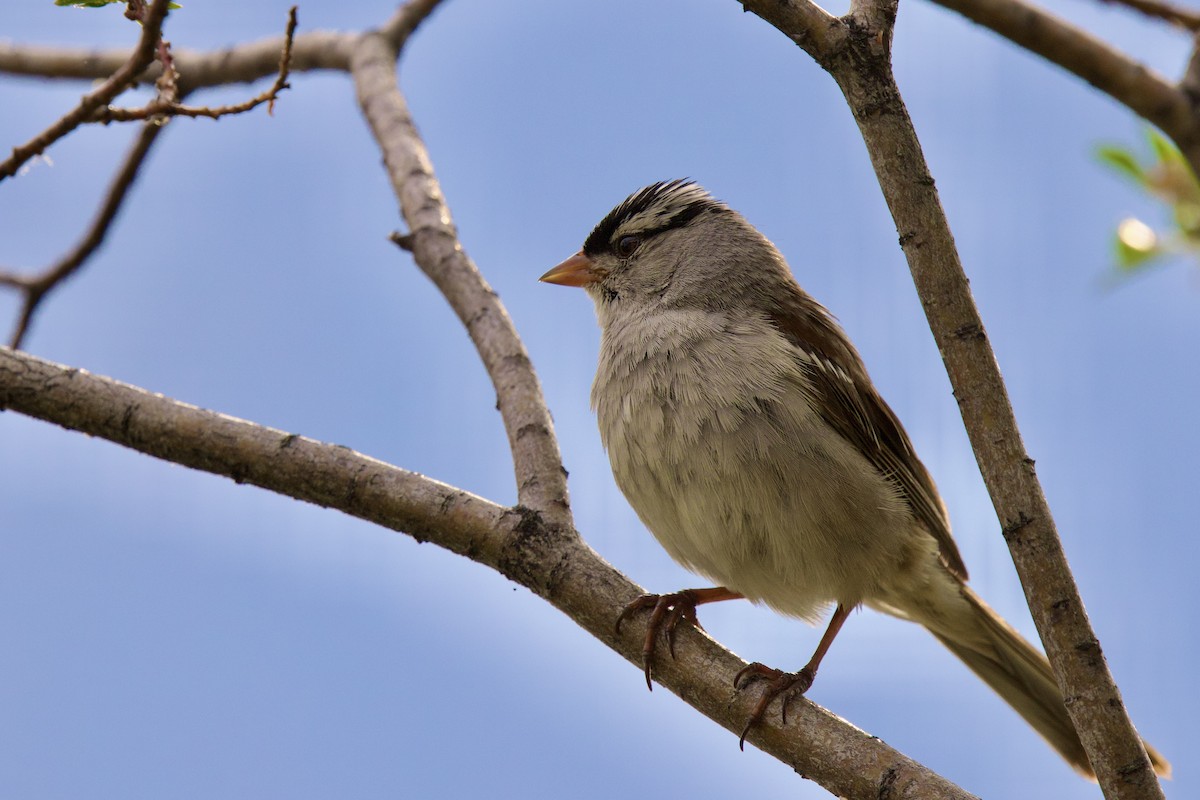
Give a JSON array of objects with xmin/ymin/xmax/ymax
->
[{"xmin": 540, "ymin": 180, "xmax": 1168, "ymax": 778}]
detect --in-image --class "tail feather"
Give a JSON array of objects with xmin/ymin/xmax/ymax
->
[
  {"xmin": 929, "ymin": 586, "xmax": 1091, "ymax": 776},
  {"xmin": 876, "ymin": 579, "xmax": 1169, "ymax": 779}
]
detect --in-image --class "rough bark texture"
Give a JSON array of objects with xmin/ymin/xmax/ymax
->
[
  {"xmin": 932, "ymin": 0, "xmax": 1200, "ymax": 177},
  {"xmin": 740, "ymin": 1, "xmax": 1166, "ymax": 796},
  {"xmin": 1, "ymin": 0, "xmax": 1178, "ymax": 795},
  {"xmin": 350, "ymin": 31, "xmax": 571, "ymax": 528},
  {"xmin": 0, "ymin": 345, "xmax": 978, "ymax": 800}
]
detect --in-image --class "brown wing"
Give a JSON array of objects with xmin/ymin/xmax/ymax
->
[{"xmin": 765, "ymin": 292, "xmax": 968, "ymax": 581}]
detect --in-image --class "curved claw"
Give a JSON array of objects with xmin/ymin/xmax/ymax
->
[
  {"xmin": 615, "ymin": 594, "xmax": 660, "ymax": 635},
  {"xmin": 665, "ymin": 601, "xmax": 700, "ymax": 659},
  {"xmin": 640, "ymin": 597, "xmax": 676, "ymax": 690},
  {"xmin": 615, "ymin": 590, "xmax": 709, "ymax": 692},
  {"xmin": 734, "ymin": 663, "xmax": 815, "ymax": 750}
]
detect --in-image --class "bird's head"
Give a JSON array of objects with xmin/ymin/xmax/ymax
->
[{"xmin": 540, "ymin": 180, "xmax": 788, "ymax": 314}]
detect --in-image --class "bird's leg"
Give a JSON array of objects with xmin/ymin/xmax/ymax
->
[
  {"xmin": 616, "ymin": 587, "xmax": 744, "ymax": 690},
  {"xmin": 733, "ymin": 603, "xmax": 852, "ymax": 749}
]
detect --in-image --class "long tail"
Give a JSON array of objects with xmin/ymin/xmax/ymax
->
[{"xmin": 875, "ymin": 581, "xmax": 1170, "ymax": 779}]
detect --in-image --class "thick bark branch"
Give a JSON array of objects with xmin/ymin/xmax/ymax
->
[
  {"xmin": 930, "ymin": 0, "xmax": 1200, "ymax": 176},
  {"xmin": 1, "ymin": 7, "xmax": 977, "ymax": 793},
  {"xmin": 739, "ymin": 1, "xmax": 1167, "ymax": 796},
  {"xmin": 4, "ymin": 1, "xmax": 1166, "ymax": 794},
  {"xmin": 0, "ymin": 346, "xmax": 978, "ymax": 800},
  {"xmin": 0, "ymin": 347, "xmax": 511, "ymax": 560},
  {"xmin": 0, "ymin": 31, "xmax": 353, "ymax": 92},
  {"xmin": 348, "ymin": 31, "xmax": 572, "ymax": 528},
  {"xmin": 1100, "ymin": 0, "xmax": 1200, "ymax": 31}
]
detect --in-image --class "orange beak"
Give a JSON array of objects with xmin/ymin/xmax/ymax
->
[{"xmin": 539, "ymin": 251, "xmax": 601, "ymax": 287}]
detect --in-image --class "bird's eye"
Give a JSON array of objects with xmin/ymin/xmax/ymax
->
[{"xmin": 614, "ymin": 235, "xmax": 641, "ymax": 258}]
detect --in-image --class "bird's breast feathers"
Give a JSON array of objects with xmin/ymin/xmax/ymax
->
[{"xmin": 590, "ymin": 307, "xmax": 916, "ymax": 616}]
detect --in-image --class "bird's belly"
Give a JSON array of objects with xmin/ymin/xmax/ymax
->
[{"xmin": 605, "ymin": 398, "xmax": 917, "ymax": 623}]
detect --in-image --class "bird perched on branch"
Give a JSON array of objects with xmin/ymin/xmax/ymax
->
[{"xmin": 539, "ymin": 179, "xmax": 1168, "ymax": 778}]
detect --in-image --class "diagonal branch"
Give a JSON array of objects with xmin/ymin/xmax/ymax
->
[
  {"xmin": 0, "ymin": 346, "xmax": 513, "ymax": 560},
  {"xmin": 0, "ymin": 1, "xmax": 1145, "ymax": 794},
  {"xmin": 1183, "ymin": 35, "xmax": 1200, "ymax": 103},
  {"xmin": 1099, "ymin": 0, "xmax": 1200, "ymax": 31},
  {"xmin": 929, "ymin": 0, "xmax": 1200, "ymax": 175},
  {"xmin": 0, "ymin": 0, "xmax": 172, "ymax": 182},
  {"xmin": 348, "ymin": 25, "xmax": 572, "ymax": 528},
  {"xmin": 0, "ymin": 346, "xmax": 977, "ymax": 800},
  {"xmin": 0, "ymin": 120, "xmax": 166, "ymax": 349},
  {"xmin": 739, "ymin": 0, "xmax": 1167, "ymax": 796},
  {"xmin": 378, "ymin": 0, "xmax": 450, "ymax": 50}
]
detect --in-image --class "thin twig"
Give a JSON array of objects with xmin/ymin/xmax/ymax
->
[
  {"xmin": 740, "ymin": 0, "xmax": 1169, "ymax": 796},
  {"xmin": 0, "ymin": 0, "xmax": 171, "ymax": 182},
  {"xmin": 0, "ymin": 121, "xmax": 166, "ymax": 348},
  {"xmin": 123, "ymin": 0, "xmax": 180, "ymax": 102},
  {"xmin": 95, "ymin": 6, "xmax": 299, "ymax": 122},
  {"xmin": 0, "ymin": 7, "xmax": 297, "ymax": 348}
]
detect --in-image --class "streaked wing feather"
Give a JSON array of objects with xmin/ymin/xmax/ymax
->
[{"xmin": 765, "ymin": 296, "xmax": 968, "ymax": 581}]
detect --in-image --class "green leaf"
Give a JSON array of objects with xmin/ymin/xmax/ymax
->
[
  {"xmin": 1146, "ymin": 128, "xmax": 1200, "ymax": 193},
  {"xmin": 1114, "ymin": 236, "xmax": 1162, "ymax": 273},
  {"xmin": 1146, "ymin": 128, "xmax": 1183, "ymax": 168},
  {"xmin": 1112, "ymin": 217, "xmax": 1163, "ymax": 274},
  {"xmin": 1098, "ymin": 129, "xmax": 1200, "ymax": 275},
  {"xmin": 1096, "ymin": 145, "xmax": 1147, "ymax": 185},
  {"xmin": 1173, "ymin": 201, "xmax": 1200, "ymax": 239}
]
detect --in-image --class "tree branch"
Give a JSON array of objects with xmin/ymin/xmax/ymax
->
[
  {"xmin": 348, "ymin": 28, "xmax": 572, "ymax": 528},
  {"xmin": 0, "ymin": 345, "xmax": 978, "ymax": 800},
  {"xmin": 95, "ymin": 5, "xmax": 298, "ymax": 122},
  {"xmin": 0, "ymin": 0, "xmax": 171, "ymax": 182},
  {"xmin": 0, "ymin": 31, "xmax": 353, "ymax": 92},
  {"xmin": 0, "ymin": 346, "xmax": 512, "ymax": 558},
  {"xmin": 739, "ymin": 0, "xmax": 1167, "ymax": 796},
  {"xmin": 929, "ymin": 0, "xmax": 1200, "ymax": 175},
  {"xmin": 1100, "ymin": 0, "xmax": 1200, "ymax": 31},
  {"xmin": 378, "ymin": 0, "xmax": 450, "ymax": 50},
  {"xmin": 0, "ymin": 7, "xmax": 297, "ymax": 349},
  {"xmin": 1, "ymin": 1, "xmax": 1163, "ymax": 794},
  {"xmin": 0, "ymin": 120, "xmax": 165, "ymax": 348},
  {"xmin": 1182, "ymin": 34, "xmax": 1200, "ymax": 103}
]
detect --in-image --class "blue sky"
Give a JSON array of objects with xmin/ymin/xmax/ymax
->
[{"xmin": 1, "ymin": 1, "xmax": 1195, "ymax": 797}]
